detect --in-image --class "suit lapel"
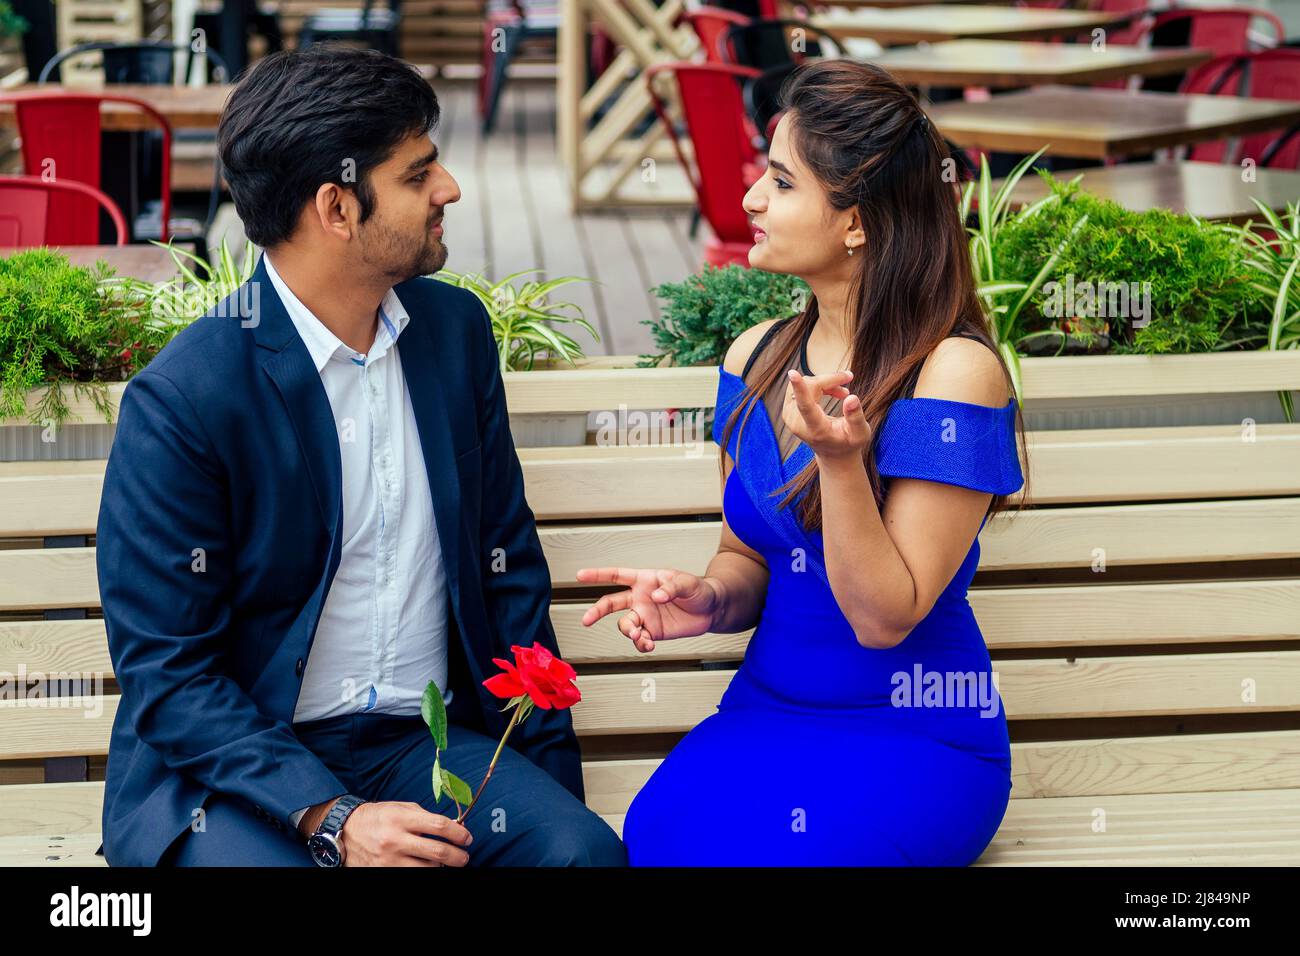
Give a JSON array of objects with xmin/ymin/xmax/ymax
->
[
  {"xmin": 248, "ymin": 254, "xmax": 342, "ymax": 541},
  {"xmin": 397, "ymin": 316, "xmax": 463, "ymax": 614}
]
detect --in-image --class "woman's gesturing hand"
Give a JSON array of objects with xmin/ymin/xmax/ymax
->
[
  {"xmin": 575, "ymin": 567, "xmax": 722, "ymax": 653},
  {"xmin": 782, "ymin": 367, "xmax": 871, "ymax": 461}
]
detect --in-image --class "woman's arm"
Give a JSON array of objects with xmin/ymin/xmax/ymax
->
[
  {"xmin": 787, "ymin": 337, "xmax": 1007, "ymax": 649},
  {"xmin": 577, "ymin": 320, "xmax": 779, "ymax": 648}
]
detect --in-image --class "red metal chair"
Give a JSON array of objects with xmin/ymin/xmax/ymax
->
[
  {"xmin": 0, "ymin": 174, "xmax": 129, "ymax": 247},
  {"xmin": 682, "ymin": 5, "xmax": 751, "ymax": 64},
  {"xmin": 1260, "ymin": 122, "xmax": 1300, "ymax": 171},
  {"xmin": 0, "ymin": 90, "xmax": 173, "ymax": 245},
  {"xmin": 1179, "ymin": 48, "xmax": 1300, "ymax": 165},
  {"xmin": 646, "ymin": 62, "xmax": 762, "ymax": 268},
  {"xmin": 1141, "ymin": 6, "xmax": 1285, "ymax": 56},
  {"xmin": 1092, "ymin": 5, "xmax": 1285, "ymax": 92}
]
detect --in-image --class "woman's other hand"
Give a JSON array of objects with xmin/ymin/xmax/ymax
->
[{"xmin": 575, "ymin": 567, "xmax": 722, "ymax": 652}]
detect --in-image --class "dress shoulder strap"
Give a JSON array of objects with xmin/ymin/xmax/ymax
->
[{"xmin": 740, "ymin": 316, "xmax": 800, "ymax": 382}]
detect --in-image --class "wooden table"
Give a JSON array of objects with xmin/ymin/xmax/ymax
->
[
  {"xmin": 995, "ymin": 160, "xmax": 1300, "ymax": 224},
  {"xmin": 812, "ymin": 6, "xmax": 1135, "ymax": 45},
  {"xmin": 864, "ymin": 39, "xmax": 1211, "ymax": 87},
  {"xmin": 0, "ymin": 85, "xmax": 234, "ymax": 131},
  {"xmin": 54, "ymin": 245, "xmax": 189, "ymax": 284},
  {"xmin": 2, "ymin": 65, "xmax": 441, "ymax": 132},
  {"xmin": 929, "ymin": 85, "xmax": 1300, "ymax": 158}
]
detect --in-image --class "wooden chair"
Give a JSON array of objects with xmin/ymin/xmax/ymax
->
[{"xmin": 2, "ymin": 352, "xmax": 1300, "ymax": 864}]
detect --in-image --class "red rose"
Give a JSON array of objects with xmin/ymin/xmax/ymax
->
[{"xmin": 483, "ymin": 642, "xmax": 581, "ymax": 710}]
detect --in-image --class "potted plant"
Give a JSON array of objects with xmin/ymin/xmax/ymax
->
[
  {"xmin": 1, "ymin": 244, "xmax": 604, "ymax": 458},
  {"xmin": 433, "ymin": 267, "xmax": 599, "ymax": 447},
  {"xmin": 965, "ymin": 152, "xmax": 1296, "ymax": 429},
  {"xmin": 0, "ymin": 248, "xmax": 177, "ymax": 460}
]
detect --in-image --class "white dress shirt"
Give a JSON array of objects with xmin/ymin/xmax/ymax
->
[{"xmin": 263, "ymin": 254, "xmax": 453, "ymax": 828}]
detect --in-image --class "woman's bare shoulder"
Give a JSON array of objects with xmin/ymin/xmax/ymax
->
[
  {"xmin": 912, "ymin": 335, "xmax": 1010, "ymax": 407},
  {"xmin": 722, "ymin": 318, "xmax": 787, "ymax": 378}
]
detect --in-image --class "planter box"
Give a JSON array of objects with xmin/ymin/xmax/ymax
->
[
  {"xmin": 1022, "ymin": 391, "xmax": 1299, "ymax": 431},
  {"xmin": 7, "ymin": 351, "xmax": 1300, "ymax": 460},
  {"xmin": 0, "ymin": 423, "xmax": 117, "ymax": 461}
]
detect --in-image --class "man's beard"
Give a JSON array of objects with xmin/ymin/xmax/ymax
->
[{"xmin": 359, "ymin": 214, "xmax": 447, "ymax": 284}]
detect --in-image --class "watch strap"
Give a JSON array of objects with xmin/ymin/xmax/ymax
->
[{"xmin": 316, "ymin": 793, "xmax": 366, "ymax": 839}]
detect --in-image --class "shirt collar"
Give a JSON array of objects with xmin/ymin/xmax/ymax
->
[{"xmin": 262, "ymin": 252, "xmax": 411, "ymax": 373}]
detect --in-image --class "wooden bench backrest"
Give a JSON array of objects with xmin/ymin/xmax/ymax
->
[{"xmin": 2, "ymin": 352, "xmax": 1299, "ymax": 807}]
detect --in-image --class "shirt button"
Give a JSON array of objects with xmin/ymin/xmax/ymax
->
[{"xmin": 295, "ymin": 658, "xmax": 305, "ymax": 677}]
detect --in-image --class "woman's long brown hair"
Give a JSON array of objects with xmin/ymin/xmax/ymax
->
[{"xmin": 718, "ymin": 59, "xmax": 1031, "ymax": 530}]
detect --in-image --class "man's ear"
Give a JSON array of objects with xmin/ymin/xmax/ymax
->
[{"xmin": 312, "ymin": 182, "xmax": 357, "ymax": 242}]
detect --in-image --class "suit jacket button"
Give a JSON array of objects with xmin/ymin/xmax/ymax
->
[{"xmin": 295, "ymin": 658, "xmax": 305, "ymax": 677}]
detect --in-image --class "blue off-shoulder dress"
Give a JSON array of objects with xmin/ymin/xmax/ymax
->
[{"xmin": 621, "ymin": 358, "xmax": 1025, "ymax": 866}]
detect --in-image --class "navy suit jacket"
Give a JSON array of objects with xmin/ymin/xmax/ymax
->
[{"xmin": 95, "ymin": 253, "xmax": 582, "ymax": 866}]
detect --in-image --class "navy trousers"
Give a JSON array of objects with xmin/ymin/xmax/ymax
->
[{"xmin": 158, "ymin": 710, "xmax": 628, "ymax": 867}]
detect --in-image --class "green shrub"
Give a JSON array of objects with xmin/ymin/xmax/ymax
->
[
  {"xmin": 642, "ymin": 264, "xmax": 809, "ymax": 367},
  {"xmin": 994, "ymin": 171, "xmax": 1268, "ymax": 354},
  {"xmin": 0, "ymin": 249, "xmax": 170, "ymax": 425},
  {"xmin": 0, "ymin": 1, "xmax": 28, "ymax": 38}
]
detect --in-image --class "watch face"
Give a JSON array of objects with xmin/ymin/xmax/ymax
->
[{"xmin": 309, "ymin": 833, "xmax": 342, "ymax": 867}]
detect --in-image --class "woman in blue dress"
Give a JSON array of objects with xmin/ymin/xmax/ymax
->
[{"xmin": 577, "ymin": 59, "xmax": 1029, "ymax": 866}]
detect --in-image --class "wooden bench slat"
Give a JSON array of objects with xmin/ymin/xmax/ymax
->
[
  {"xmin": 975, "ymin": 496, "xmax": 1300, "ymax": 569},
  {"xmin": 541, "ymin": 498, "xmax": 1300, "ymax": 585},
  {"xmin": 4, "ymin": 423, "xmax": 1298, "ymax": 533},
  {"xmin": 0, "ymin": 620, "xmax": 112, "ymax": 675},
  {"xmin": 969, "ymin": 578, "xmax": 1300, "ymax": 650},
  {"xmin": 565, "ymin": 653, "xmax": 1300, "ymax": 736},
  {"xmin": 20, "ymin": 351, "xmax": 1300, "ymax": 426},
  {"xmin": 527, "ymin": 424, "xmax": 1300, "ymax": 514},
  {"xmin": 581, "ymin": 729, "xmax": 1300, "ymax": 810},
  {"xmin": 10, "ymin": 783, "xmax": 1300, "ymax": 867},
  {"xmin": 0, "ymin": 473, "xmax": 104, "ymax": 537},
  {"xmin": 0, "ymin": 549, "xmax": 100, "ymax": 611},
  {"xmin": 0, "ymin": 780, "xmax": 102, "ymax": 838},
  {"xmin": 557, "ymin": 578, "xmax": 1300, "ymax": 661},
  {"xmin": 0, "ymin": 832, "xmax": 106, "ymax": 866},
  {"xmin": 0, "ymin": 695, "xmax": 118, "ymax": 760},
  {"xmin": 3, "ymin": 577, "xmax": 1298, "ymax": 673},
  {"xmin": 3, "ymin": 652, "xmax": 1283, "ymax": 758}
]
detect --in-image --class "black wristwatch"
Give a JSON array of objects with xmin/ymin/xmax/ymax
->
[{"xmin": 307, "ymin": 794, "xmax": 367, "ymax": 867}]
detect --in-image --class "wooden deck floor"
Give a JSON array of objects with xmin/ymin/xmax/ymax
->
[{"xmin": 433, "ymin": 77, "xmax": 705, "ymax": 359}]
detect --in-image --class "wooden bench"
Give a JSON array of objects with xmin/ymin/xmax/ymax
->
[{"xmin": 2, "ymin": 351, "xmax": 1300, "ymax": 865}]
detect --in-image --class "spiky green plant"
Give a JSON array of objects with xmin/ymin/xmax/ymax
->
[
  {"xmin": 432, "ymin": 268, "xmax": 598, "ymax": 372},
  {"xmin": 959, "ymin": 146, "xmax": 1081, "ymax": 400},
  {"xmin": 1213, "ymin": 197, "xmax": 1300, "ymax": 421},
  {"xmin": 114, "ymin": 237, "xmax": 259, "ymax": 330}
]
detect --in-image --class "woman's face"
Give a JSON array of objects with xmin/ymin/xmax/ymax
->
[{"xmin": 742, "ymin": 112, "xmax": 862, "ymax": 279}]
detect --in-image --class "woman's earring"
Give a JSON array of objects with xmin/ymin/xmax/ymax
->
[{"xmin": 846, "ymin": 244, "xmax": 854, "ymax": 256}]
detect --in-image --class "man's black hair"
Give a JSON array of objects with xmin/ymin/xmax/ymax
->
[{"xmin": 217, "ymin": 43, "xmax": 441, "ymax": 247}]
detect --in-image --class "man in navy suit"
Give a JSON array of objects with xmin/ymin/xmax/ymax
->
[{"xmin": 94, "ymin": 44, "xmax": 626, "ymax": 866}]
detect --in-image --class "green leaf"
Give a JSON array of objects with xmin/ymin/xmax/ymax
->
[
  {"xmin": 1269, "ymin": 255, "xmax": 1300, "ymax": 351},
  {"xmin": 440, "ymin": 769, "xmax": 474, "ymax": 807},
  {"xmin": 421, "ymin": 681, "xmax": 448, "ymax": 751},
  {"xmin": 432, "ymin": 753, "xmax": 443, "ymax": 802}
]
